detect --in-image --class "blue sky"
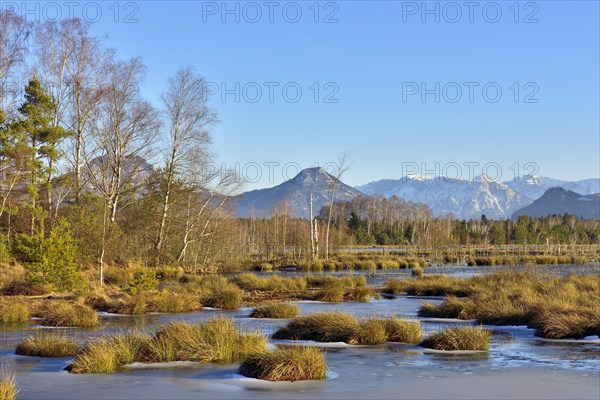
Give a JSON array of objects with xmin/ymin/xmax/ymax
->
[{"xmin": 14, "ymin": 0, "xmax": 599, "ymax": 189}]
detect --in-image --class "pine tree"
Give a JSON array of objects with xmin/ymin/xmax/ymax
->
[{"xmin": 6, "ymin": 78, "xmax": 71, "ymax": 235}]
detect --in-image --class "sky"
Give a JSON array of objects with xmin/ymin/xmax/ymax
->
[{"xmin": 8, "ymin": 0, "xmax": 600, "ymax": 189}]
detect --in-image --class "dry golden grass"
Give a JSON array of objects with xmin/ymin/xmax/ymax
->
[
  {"xmin": 415, "ymin": 272, "xmax": 600, "ymax": 339},
  {"xmin": 239, "ymin": 346, "xmax": 328, "ymax": 381},
  {"xmin": 199, "ymin": 276, "xmax": 243, "ymax": 310},
  {"xmin": 272, "ymin": 313, "xmax": 359, "ymax": 343},
  {"xmin": 420, "ymin": 326, "xmax": 492, "ymax": 351},
  {"xmin": 16, "ymin": 331, "xmax": 78, "ymax": 357},
  {"xmin": 0, "ymin": 300, "xmax": 29, "ymax": 324},
  {"xmin": 0, "ymin": 366, "xmax": 18, "ymax": 400},
  {"xmin": 250, "ymin": 303, "xmax": 299, "ymax": 319},
  {"xmin": 273, "ymin": 313, "xmax": 422, "ymax": 345},
  {"xmin": 37, "ymin": 301, "xmax": 99, "ymax": 327},
  {"xmin": 70, "ymin": 317, "xmax": 268, "ymax": 373}
]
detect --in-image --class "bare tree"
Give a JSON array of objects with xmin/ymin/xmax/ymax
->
[
  {"xmin": 85, "ymin": 57, "xmax": 160, "ymax": 223},
  {"xmin": 0, "ymin": 11, "xmax": 32, "ymax": 113},
  {"xmin": 154, "ymin": 66, "xmax": 217, "ymax": 260},
  {"xmin": 324, "ymin": 154, "xmax": 351, "ymax": 260},
  {"xmin": 176, "ymin": 158, "xmax": 240, "ymax": 264}
]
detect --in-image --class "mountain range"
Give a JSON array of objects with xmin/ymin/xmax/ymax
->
[{"xmin": 232, "ymin": 170, "xmax": 600, "ymax": 220}]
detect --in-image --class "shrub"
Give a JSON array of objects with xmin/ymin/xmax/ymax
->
[
  {"xmin": 129, "ymin": 265, "xmax": 158, "ymax": 294},
  {"xmin": 239, "ymin": 346, "xmax": 328, "ymax": 382},
  {"xmin": 0, "ymin": 301, "xmax": 29, "ymax": 324},
  {"xmin": 0, "ymin": 367, "xmax": 18, "ymax": 400},
  {"xmin": 14, "ymin": 221, "xmax": 84, "ymax": 291},
  {"xmin": 420, "ymin": 326, "xmax": 491, "ymax": 351},
  {"xmin": 250, "ymin": 303, "xmax": 299, "ymax": 319},
  {"xmin": 16, "ymin": 331, "xmax": 78, "ymax": 357},
  {"xmin": 39, "ymin": 301, "xmax": 99, "ymax": 327}
]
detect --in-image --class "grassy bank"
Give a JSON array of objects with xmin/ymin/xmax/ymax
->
[{"xmin": 407, "ymin": 272, "xmax": 600, "ymax": 339}]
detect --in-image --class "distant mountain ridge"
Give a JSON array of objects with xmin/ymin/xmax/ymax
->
[
  {"xmin": 504, "ymin": 176, "xmax": 600, "ymax": 201},
  {"xmin": 231, "ymin": 167, "xmax": 362, "ymax": 218},
  {"xmin": 512, "ymin": 187, "xmax": 600, "ymax": 220},
  {"xmin": 357, "ymin": 174, "xmax": 529, "ymax": 220},
  {"xmin": 357, "ymin": 175, "xmax": 600, "ymax": 220}
]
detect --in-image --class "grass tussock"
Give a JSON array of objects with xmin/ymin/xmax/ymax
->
[
  {"xmin": 0, "ymin": 367, "xmax": 18, "ymax": 400},
  {"xmin": 38, "ymin": 301, "xmax": 99, "ymax": 328},
  {"xmin": 145, "ymin": 318, "xmax": 266, "ymax": 364},
  {"xmin": 250, "ymin": 303, "xmax": 299, "ymax": 319},
  {"xmin": 16, "ymin": 331, "xmax": 78, "ymax": 357},
  {"xmin": 418, "ymin": 297, "xmax": 467, "ymax": 319},
  {"xmin": 239, "ymin": 346, "xmax": 328, "ymax": 382},
  {"xmin": 420, "ymin": 326, "xmax": 492, "ymax": 351},
  {"xmin": 0, "ymin": 300, "xmax": 30, "ymax": 324},
  {"xmin": 200, "ymin": 276, "xmax": 242, "ymax": 310},
  {"xmin": 272, "ymin": 313, "xmax": 421, "ymax": 345}
]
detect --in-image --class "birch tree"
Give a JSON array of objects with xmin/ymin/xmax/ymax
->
[
  {"xmin": 0, "ymin": 11, "xmax": 32, "ymax": 113},
  {"xmin": 324, "ymin": 154, "xmax": 350, "ymax": 260},
  {"xmin": 154, "ymin": 66, "xmax": 217, "ymax": 260},
  {"xmin": 85, "ymin": 57, "xmax": 160, "ymax": 223}
]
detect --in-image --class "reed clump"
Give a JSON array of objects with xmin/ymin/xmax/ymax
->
[
  {"xmin": 16, "ymin": 331, "xmax": 78, "ymax": 357},
  {"xmin": 37, "ymin": 301, "xmax": 99, "ymax": 328},
  {"xmin": 420, "ymin": 326, "xmax": 492, "ymax": 351},
  {"xmin": 0, "ymin": 300, "xmax": 29, "ymax": 324},
  {"xmin": 239, "ymin": 345, "xmax": 328, "ymax": 382},
  {"xmin": 0, "ymin": 367, "xmax": 18, "ymax": 400},
  {"xmin": 69, "ymin": 332, "xmax": 148, "ymax": 373},
  {"xmin": 272, "ymin": 313, "xmax": 421, "ymax": 345},
  {"xmin": 250, "ymin": 303, "xmax": 299, "ymax": 319},
  {"xmin": 200, "ymin": 276, "xmax": 243, "ymax": 310}
]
